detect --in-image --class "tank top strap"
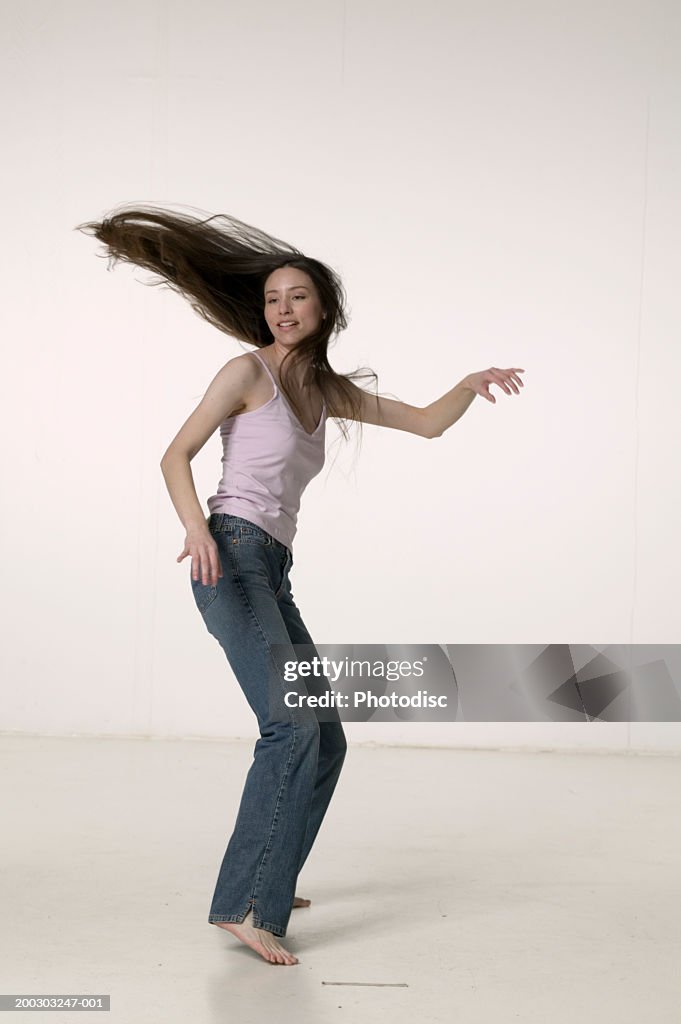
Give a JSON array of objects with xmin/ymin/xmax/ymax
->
[{"xmin": 250, "ymin": 349, "xmax": 279, "ymax": 394}]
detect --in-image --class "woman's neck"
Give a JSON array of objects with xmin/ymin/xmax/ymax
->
[{"xmin": 261, "ymin": 342, "xmax": 313, "ymax": 384}]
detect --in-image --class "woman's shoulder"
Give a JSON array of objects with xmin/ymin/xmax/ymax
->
[
  {"xmin": 215, "ymin": 350, "xmax": 264, "ymax": 385},
  {"xmin": 217, "ymin": 349, "xmax": 279, "ymax": 415},
  {"xmin": 199, "ymin": 352, "xmax": 264, "ymax": 418}
]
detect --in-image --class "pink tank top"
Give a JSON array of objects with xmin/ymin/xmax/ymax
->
[{"xmin": 206, "ymin": 350, "xmax": 327, "ymax": 551}]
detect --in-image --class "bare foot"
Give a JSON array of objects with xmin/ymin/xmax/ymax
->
[
  {"xmin": 292, "ymin": 895, "xmax": 311, "ymax": 908},
  {"xmin": 212, "ymin": 908, "xmax": 299, "ymax": 965}
]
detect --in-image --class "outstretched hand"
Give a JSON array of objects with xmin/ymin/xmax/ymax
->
[{"xmin": 465, "ymin": 367, "xmax": 525, "ymax": 403}]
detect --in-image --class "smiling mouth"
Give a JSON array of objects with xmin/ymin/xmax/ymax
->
[{"xmin": 278, "ymin": 321, "xmax": 298, "ymax": 328}]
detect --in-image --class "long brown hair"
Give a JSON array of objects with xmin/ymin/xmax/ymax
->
[{"xmin": 74, "ymin": 203, "xmax": 380, "ymax": 442}]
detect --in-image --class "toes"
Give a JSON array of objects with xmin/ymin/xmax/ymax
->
[
  {"xmin": 268, "ymin": 942, "xmax": 297, "ymax": 965},
  {"xmin": 261, "ymin": 945, "xmax": 277, "ymax": 964}
]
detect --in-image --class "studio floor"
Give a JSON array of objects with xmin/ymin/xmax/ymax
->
[{"xmin": 1, "ymin": 734, "xmax": 680, "ymax": 1023}]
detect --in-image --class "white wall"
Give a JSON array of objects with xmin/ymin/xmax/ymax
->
[{"xmin": 1, "ymin": 0, "xmax": 680, "ymax": 752}]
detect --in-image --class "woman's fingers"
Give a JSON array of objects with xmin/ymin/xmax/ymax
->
[
  {"xmin": 490, "ymin": 370, "xmax": 512, "ymax": 394},
  {"xmin": 205, "ymin": 541, "xmax": 223, "ymax": 585},
  {"xmin": 489, "ymin": 367, "xmax": 524, "ymax": 394},
  {"xmin": 193, "ymin": 548, "xmax": 209, "ymax": 584},
  {"xmin": 467, "ymin": 367, "xmax": 526, "ymax": 403},
  {"xmin": 190, "ymin": 541, "xmax": 223, "ymax": 586},
  {"xmin": 177, "ymin": 526, "xmax": 220, "ymax": 584},
  {"xmin": 210, "ymin": 547, "xmax": 224, "ymax": 584},
  {"xmin": 506, "ymin": 367, "xmax": 525, "ymax": 390}
]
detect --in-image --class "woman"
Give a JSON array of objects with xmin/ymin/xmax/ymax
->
[{"xmin": 77, "ymin": 204, "xmax": 525, "ymax": 966}]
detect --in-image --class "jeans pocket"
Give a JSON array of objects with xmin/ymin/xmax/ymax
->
[
  {"xmin": 237, "ymin": 525, "xmax": 271, "ymax": 547},
  {"xmin": 191, "ymin": 577, "xmax": 219, "ymax": 614}
]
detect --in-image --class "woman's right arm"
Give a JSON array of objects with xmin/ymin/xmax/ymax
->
[{"xmin": 159, "ymin": 355, "xmax": 258, "ymax": 586}]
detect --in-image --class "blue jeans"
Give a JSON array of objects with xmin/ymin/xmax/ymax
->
[{"xmin": 190, "ymin": 513, "xmax": 347, "ymax": 937}]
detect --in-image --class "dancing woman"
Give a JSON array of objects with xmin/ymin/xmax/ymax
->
[{"xmin": 77, "ymin": 205, "xmax": 525, "ymax": 965}]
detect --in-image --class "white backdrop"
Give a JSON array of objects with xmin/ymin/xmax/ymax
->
[{"xmin": 1, "ymin": 0, "xmax": 679, "ymax": 752}]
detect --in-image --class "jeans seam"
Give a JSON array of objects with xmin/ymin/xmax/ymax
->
[
  {"xmin": 228, "ymin": 567, "xmax": 302, "ymax": 926},
  {"xmin": 274, "ymin": 549, "xmax": 291, "ymax": 599},
  {"xmin": 251, "ymin": 723, "xmax": 297, "ymax": 915}
]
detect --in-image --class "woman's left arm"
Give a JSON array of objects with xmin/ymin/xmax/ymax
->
[
  {"xmin": 336, "ymin": 367, "xmax": 525, "ymax": 438},
  {"xmin": 424, "ymin": 366, "xmax": 525, "ymax": 437}
]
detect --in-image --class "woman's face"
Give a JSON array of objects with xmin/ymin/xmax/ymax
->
[{"xmin": 264, "ymin": 267, "xmax": 324, "ymax": 345}]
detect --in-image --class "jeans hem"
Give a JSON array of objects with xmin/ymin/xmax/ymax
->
[
  {"xmin": 208, "ymin": 914, "xmax": 286, "ymax": 937},
  {"xmin": 256, "ymin": 922, "xmax": 286, "ymax": 937}
]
